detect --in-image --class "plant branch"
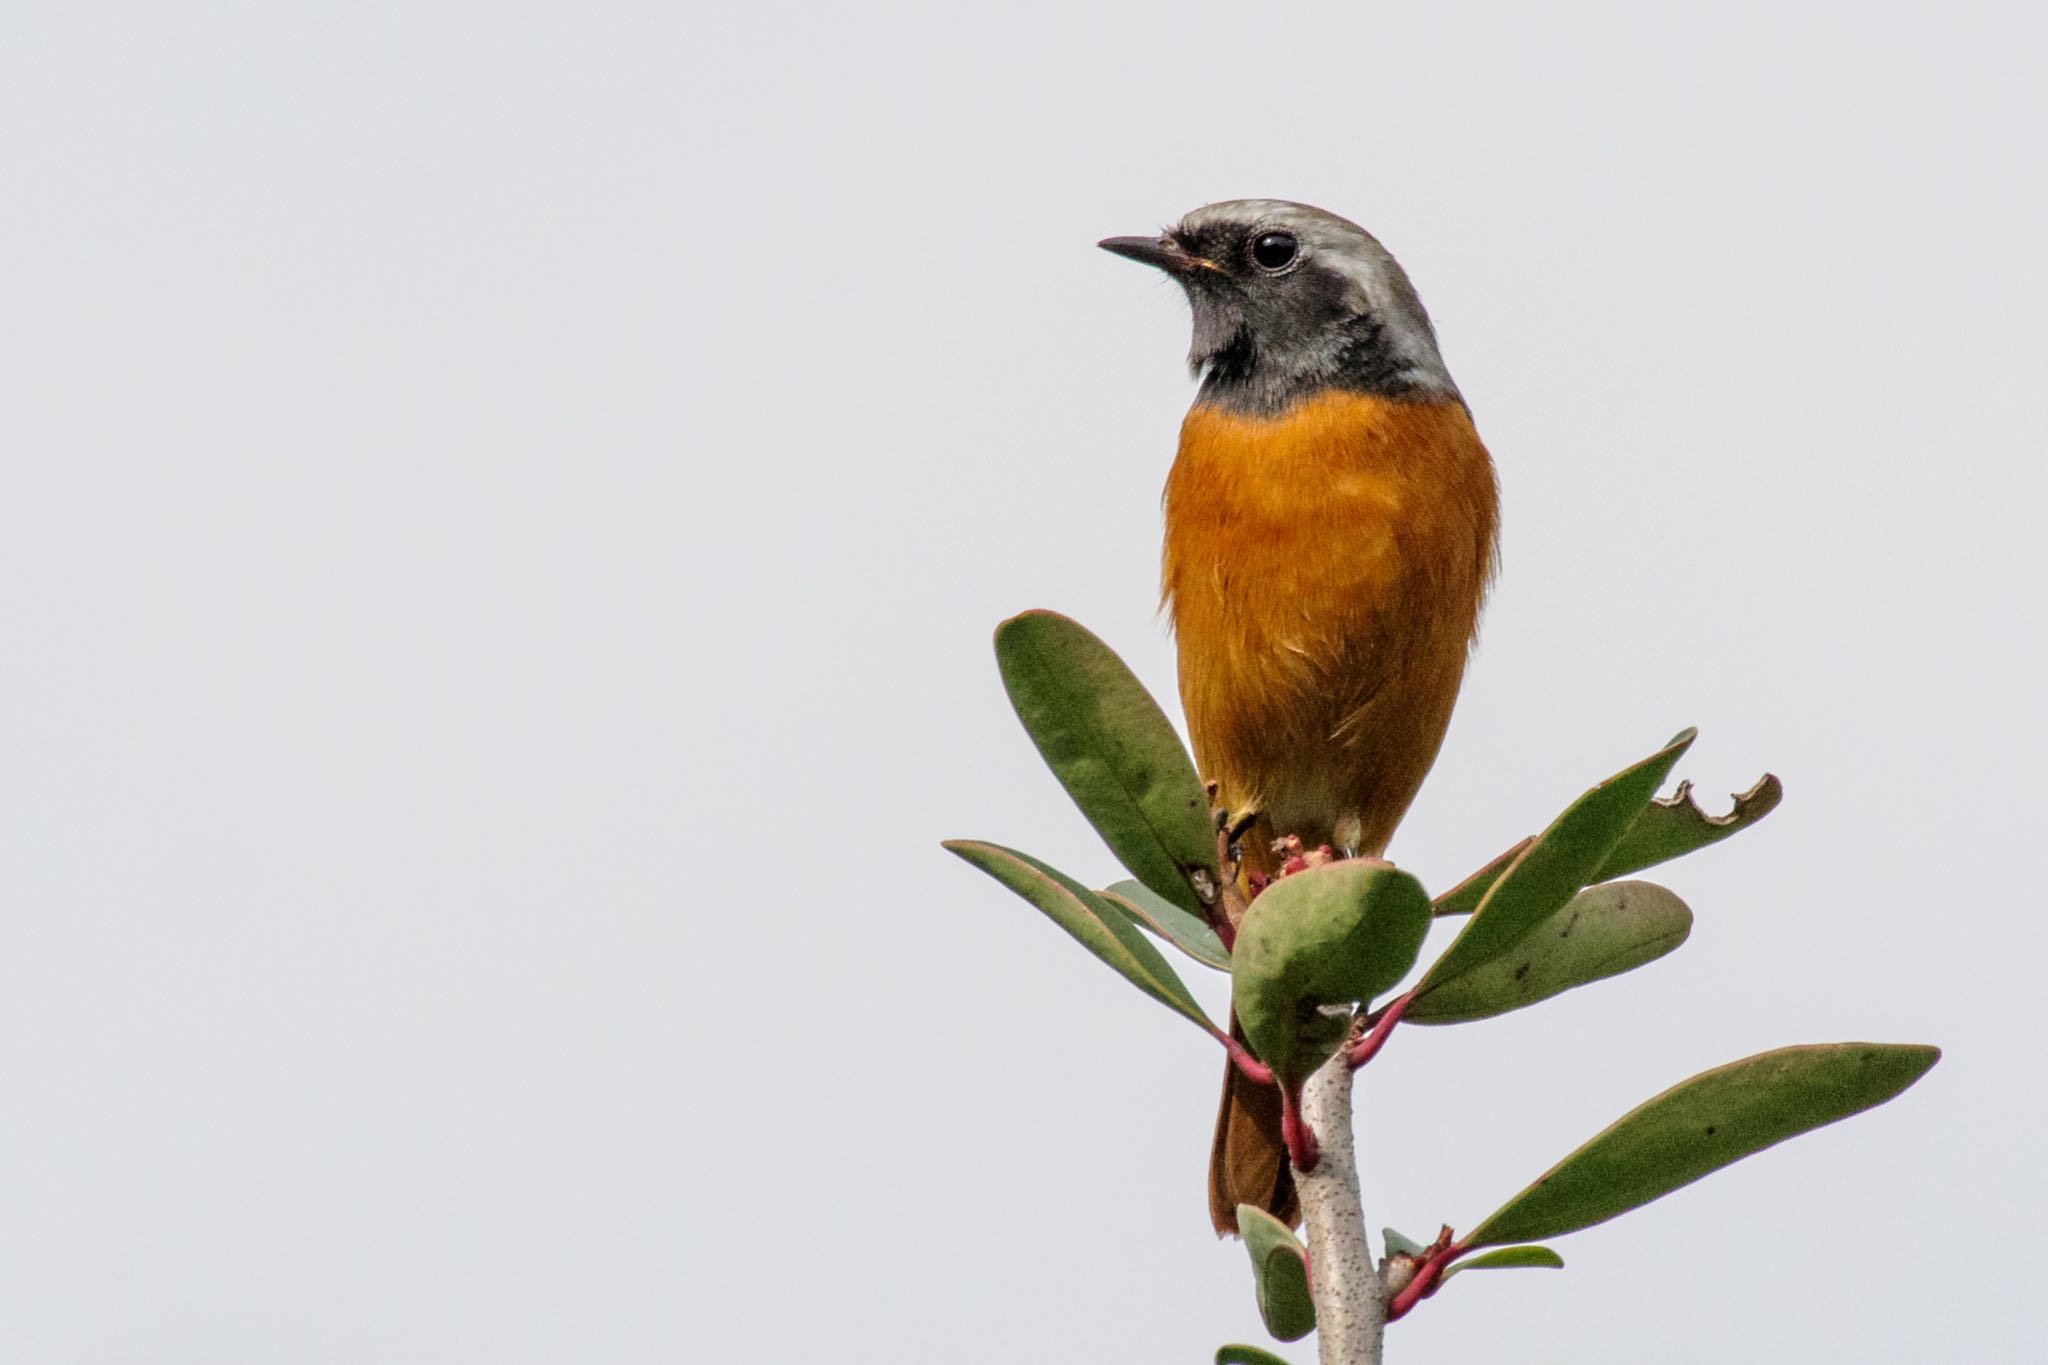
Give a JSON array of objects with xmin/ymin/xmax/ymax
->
[
  {"xmin": 1213, "ymin": 1029, "xmax": 1276, "ymax": 1085},
  {"xmin": 1295, "ymin": 1044, "xmax": 1386, "ymax": 1365},
  {"xmin": 1384, "ymin": 1229, "xmax": 1461, "ymax": 1322},
  {"xmin": 1346, "ymin": 991, "xmax": 1414, "ymax": 1070}
]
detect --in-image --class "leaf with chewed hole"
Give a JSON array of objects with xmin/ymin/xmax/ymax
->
[
  {"xmin": 1237, "ymin": 1205, "xmax": 1315, "ymax": 1342},
  {"xmin": 995, "ymin": 611, "xmax": 1218, "ymax": 913},
  {"xmin": 1593, "ymin": 774, "xmax": 1783, "ymax": 881},
  {"xmin": 1406, "ymin": 881, "xmax": 1691, "ymax": 1025},
  {"xmin": 1101, "ymin": 878, "xmax": 1229, "ymax": 970},
  {"xmin": 943, "ymin": 840, "xmax": 1216, "ymax": 1034},
  {"xmin": 1435, "ymin": 768, "xmax": 1779, "ymax": 919},
  {"xmin": 1232, "ymin": 862, "xmax": 1432, "ymax": 1085},
  {"xmin": 1414, "ymin": 732, "xmax": 1694, "ymax": 999},
  {"xmin": 1466, "ymin": 1043, "xmax": 1941, "ymax": 1248}
]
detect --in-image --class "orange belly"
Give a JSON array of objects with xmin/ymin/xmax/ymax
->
[{"xmin": 1163, "ymin": 390, "xmax": 1498, "ymax": 871}]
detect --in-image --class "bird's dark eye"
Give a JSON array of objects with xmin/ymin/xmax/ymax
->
[{"xmin": 1250, "ymin": 231, "xmax": 1298, "ymax": 271}]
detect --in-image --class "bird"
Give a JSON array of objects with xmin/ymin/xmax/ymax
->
[{"xmin": 1100, "ymin": 201, "xmax": 1498, "ymax": 1234}]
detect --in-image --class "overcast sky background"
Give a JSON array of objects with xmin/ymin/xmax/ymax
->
[{"xmin": 3, "ymin": 2, "xmax": 2042, "ymax": 1361}]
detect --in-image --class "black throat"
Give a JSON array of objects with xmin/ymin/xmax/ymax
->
[{"xmin": 1193, "ymin": 310, "xmax": 1437, "ymax": 417}]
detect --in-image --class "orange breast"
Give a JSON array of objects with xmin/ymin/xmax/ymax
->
[{"xmin": 1163, "ymin": 391, "xmax": 1498, "ymax": 869}]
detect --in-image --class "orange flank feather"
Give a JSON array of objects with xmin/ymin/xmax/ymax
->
[{"xmin": 1166, "ymin": 389, "xmax": 1498, "ymax": 1233}]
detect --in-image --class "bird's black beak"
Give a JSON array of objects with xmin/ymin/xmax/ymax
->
[{"xmin": 1098, "ymin": 234, "xmax": 1214, "ymax": 276}]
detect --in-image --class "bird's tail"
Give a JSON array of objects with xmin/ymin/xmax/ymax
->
[
  {"xmin": 1206, "ymin": 812, "xmax": 1302, "ymax": 1234},
  {"xmin": 1208, "ymin": 1015, "xmax": 1298, "ymax": 1234}
]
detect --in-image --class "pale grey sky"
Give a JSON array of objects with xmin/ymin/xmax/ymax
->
[{"xmin": 3, "ymin": 2, "xmax": 2042, "ymax": 1362}]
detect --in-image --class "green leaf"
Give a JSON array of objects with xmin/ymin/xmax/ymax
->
[
  {"xmin": 1405, "ymin": 881, "xmax": 1691, "ymax": 1025},
  {"xmin": 943, "ymin": 840, "xmax": 1217, "ymax": 1035},
  {"xmin": 1236, "ymin": 1205, "xmax": 1315, "ymax": 1341},
  {"xmin": 1431, "ymin": 838, "xmax": 1532, "ymax": 917},
  {"xmin": 1216, "ymin": 1347, "xmax": 1292, "ymax": 1365},
  {"xmin": 1381, "ymin": 1226, "xmax": 1426, "ymax": 1258},
  {"xmin": 995, "ymin": 611, "xmax": 1218, "ymax": 913},
  {"xmin": 1415, "ymin": 731, "xmax": 1695, "ymax": 999},
  {"xmin": 1441, "ymin": 1245, "xmax": 1564, "ymax": 1282},
  {"xmin": 1232, "ymin": 862, "xmax": 1433, "ymax": 1084},
  {"xmin": 1466, "ymin": 1043, "xmax": 1941, "ymax": 1248},
  {"xmin": 1101, "ymin": 878, "xmax": 1229, "ymax": 970},
  {"xmin": 1593, "ymin": 774, "xmax": 1783, "ymax": 881}
]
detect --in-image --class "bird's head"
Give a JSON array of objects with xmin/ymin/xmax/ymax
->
[{"xmin": 1100, "ymin": 199, "xmax": 1458, "ymax": 415}]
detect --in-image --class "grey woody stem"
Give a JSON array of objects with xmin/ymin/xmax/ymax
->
[{"xmin": 1296, "ymin": 1045, "xmax": 1387, "ymax": 1365}]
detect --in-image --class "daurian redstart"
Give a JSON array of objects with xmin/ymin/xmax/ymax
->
[{"xmin": 1101, "ymin": 201, "xmax": 1498, "ymax": 1234}]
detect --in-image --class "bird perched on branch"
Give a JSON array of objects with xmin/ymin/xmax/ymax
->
[{"xmin": 1101, "ymin": 201, "xmax": 1498, "ymax": 1234}]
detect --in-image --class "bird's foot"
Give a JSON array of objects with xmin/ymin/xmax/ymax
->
[
  {"xmin": 1205, "ymin": 783, "xmax": 1259, "ymax": 934},
  {"xmin": 1333, "ymin": 811, "xmax": 1364, "ymax": 859}
]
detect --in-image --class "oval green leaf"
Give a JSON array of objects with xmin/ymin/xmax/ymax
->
[
  {"xmin": 1216, "ymin": 1347, "xmax": 1292, "ymax": 1365},
  {"xmin": 1232, "ymin": 862, "xmax": 1432, "ymax": 1084},
  {"xmin": 943, "ymin": 840, "xmax": 1216, "ymax": 1035},
  {"xmin": 1381, "ymin": 1226, "xmax": 1426, "ymax": 1258},
  {"xmin": 1441, "ymin": 1244, "xmax": 1564, "ymax": 1282},
  {"xmin": 1101, "ymin": 878, "xmax": 1230, "ymax": 970},
  {"xmin": 1414, "ymin": 731, "xmax": 1695, "ymax": 996},
  {"xmin": 995, "ymin": 611, "xmax": 1218, "ymax": 913},
  {"xmin": 1237, "ymin": 1205, "xmax": 1315, "ymax": 1341},
  {"xmin": 1406, "ymin": 881, "xmax": 1691, "ymax": 1025},
  {"xmin": 1466, "ymin": 1043, "xmax": 1941, "ymax": 1248},
  {"xmin": 1431, "ymin": 838, "xmax": 1532, "ymax": 918}
]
